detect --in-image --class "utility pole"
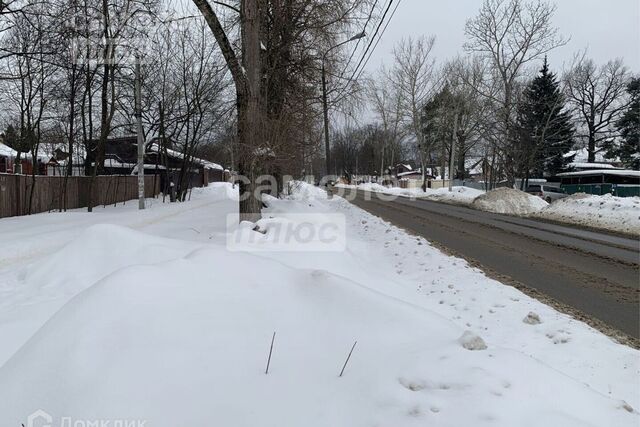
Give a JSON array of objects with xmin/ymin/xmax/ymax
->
[
  {"xmin": 135, "ymin": 55, "xmax": 145, "ymax": 209},
  {"xmin": 448, "ymin": 111, "xmax": 459, "ymax": 192}
]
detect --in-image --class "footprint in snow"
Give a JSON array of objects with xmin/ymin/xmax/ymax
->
[
  {"xmin": 407, "ymin": 406, "xmax": 422, "ymax": 417},
  {"xmin": 546, "ymin": 331, "xmax": 571, "ymax": 344},
  {"xmin": 523, "ymin": 312, "xmax": 541, "ymax": 325},
  {"xmin": 399, "ymin": 378, "xmax": 426, "ymax": 391}
]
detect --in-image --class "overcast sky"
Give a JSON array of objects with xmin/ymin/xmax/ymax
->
[{"xmin": 364, "ymin": 0, "xmax": 640, "ymax": 75}]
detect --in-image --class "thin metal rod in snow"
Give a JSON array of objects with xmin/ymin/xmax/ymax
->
[
  {"xmin": 339, "ymin": 341, "xmax": 357, "ymax": 377},
  {"xmin": 265, "ymin": 331, "xmax": 276, "ymax": 374}
]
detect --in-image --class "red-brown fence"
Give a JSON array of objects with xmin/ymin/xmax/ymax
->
[{"xmin": 0, "ymin": 174, "xmax": 160, "ymax": 219}]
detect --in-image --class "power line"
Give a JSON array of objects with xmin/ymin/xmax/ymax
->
[
  {"xmin": 337, "ymin": 0, "xmax": 380, "ymax": 79},
  {"xmin": 345, "ymin": 0, "xmax": 394, "ymax": 86},
  {"xmin": 333, "ymin": 0, "xmax": 403, "ymax": 103},
  {"xmin": 352, "ymin": 0, "xmax": 402, "ymax": 83}
]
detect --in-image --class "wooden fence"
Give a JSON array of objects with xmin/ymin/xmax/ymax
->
[{"xmin": 0, "ymin": 174, "xmax": 161, "ymax": 219}]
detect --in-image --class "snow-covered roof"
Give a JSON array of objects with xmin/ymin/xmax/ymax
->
[
  {"xmin": 92, "ymin": 158, "xmax": 136, "ymax": 169},
  {"xmin": 0, "ymin": 142, "xmax": 17, "ymax": 158},
  {"xmin": 131, "ymin": 164, "xmax": 168, "ymax": 174},
  {"xmin": 568, "ymin": 162, "xmax": 618, "ymax": 170},
  {"xmin": 201, "ymin": 160, "xmax": 224, "ymax": 171},
  {"xmin": 397, "ymin": 170, "xmax": 421, "ymax": 177},
  {"xmin": 147, "ymin": 142, "xmax": 223, "ymax": 171},
  {"xmin": 0, "ymin": 142, "xmax": 50, "ymax": 162},
  {"xmin": 556, "ymin": 169, "xmax": 640, "ymax": 178}
]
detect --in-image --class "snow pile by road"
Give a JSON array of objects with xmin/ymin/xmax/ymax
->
[
  {"xmin": 0, "ymin": 182, "xmax": 637, "ymax": 426},
  {"xmin": 286, "ymin": 180, "xmax": 330, "ymax": 200},
  {"xmin": 352, "ymin": 182, "xmax": 390, "ymax": 193},
  {"xmin": 336, "ymin": 182, "xmax": 484, "ymax": 205},
  {"xmin": 423, "ymin": 186, "xmax": 485, "ymax": 204},
  {"xmin": 338, "ymin": 182, "xmax": 638, "ymax": 234},
  {"xmin": 535, "ymin": 193, "xmax": 640, "ymax": 235},
  {"xmin": 472, "ymin": 187, "xmax": 549, "ymax": 215}
]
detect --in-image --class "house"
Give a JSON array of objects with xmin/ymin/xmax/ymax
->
[
  {"xmin": 0, "ymin": 142, "xmax": 47, "ymax": 175},
  {"xmin": 389, "ymin": 163, "xmax": 414, "ymax": 177},
  {"xmin": 0, "ymin": 142, "xmax": 17, "ymax": 173},
  {"xmin": 46, "ymin": 148, "xmax": 85, "ymax": 176},
  {"xmin": 84, "ymin": 136, "xmax": 225, "ymax": 189}
]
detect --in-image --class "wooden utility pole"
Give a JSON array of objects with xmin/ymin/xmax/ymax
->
[{"xmin": 135, "ymin": 56, "xmax": 145, "ymax": 210}]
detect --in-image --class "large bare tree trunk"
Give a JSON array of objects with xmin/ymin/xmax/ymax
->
[{"xmin": 192, "ymin": 0, "xmax": 262, "ymax": 221}]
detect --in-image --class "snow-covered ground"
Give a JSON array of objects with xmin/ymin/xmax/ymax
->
[
  {"xmin": 0, "ymin": 182, "xmax": 638, "ymax": 426},
  {"xmin": 337, "ymin": 183, "xmax": 640, "ymax": 234}
]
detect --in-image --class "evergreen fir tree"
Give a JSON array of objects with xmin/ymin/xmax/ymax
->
[
  {"xmin": 516, "ymin": 57, "xmax": 574, "ymax": 179},
  {"xmin": 606, "ymin": 77, "xmax": 639, "ymax": 170}
]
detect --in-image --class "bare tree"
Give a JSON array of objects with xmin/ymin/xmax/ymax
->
[
  {"xmin": 440, "ymin": 57, "xmax": 486, "ymax": 180},
  {"xmin": 0, "ymin": 7, "xmax": 54, "ymax": 214},
  {"xmin": 192, "ymin": 0, "xmax": 264, "ymax": 220},
  {"xmin": 564, "ymin": 56, "xmax": 630, "ymax": 163},
  {"xmin": 389, "ymin": 35, "xmax": 436, "ymax": 190},
  {"xmin": 464, "ymin": 0, "xmax": 567, "ymax": 185},
  {"xmin": 367, "ymin": 68, "xmax": 404, "ymax": 176}
]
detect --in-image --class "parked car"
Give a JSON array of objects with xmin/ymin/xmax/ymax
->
[{"xmin": 525, "ymin": 184, "xmax": 568, "ymax": 203}]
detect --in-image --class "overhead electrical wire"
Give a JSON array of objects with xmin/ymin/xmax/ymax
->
[
  {"xmin": 337, "ymin": 0, "xmax": 380, "ymax": 79},
  {"xmin": 333, "ymin": 0, "xmax": 403, "ymax": 103},
  {"xmin": 352, "ymin": 0, "xmax": 402, "ymax": 83},
  {"xmin": 345, "ymin": 0, "xmax": 395, "ymax": 85}
]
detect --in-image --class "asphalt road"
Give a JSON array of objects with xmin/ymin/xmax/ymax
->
[{"xmin": 334, "ymin": 188, "xmax": 640, "ymax": 339}]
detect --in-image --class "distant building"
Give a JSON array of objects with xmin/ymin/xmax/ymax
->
[
  {"xmin": 563, "ymin": 148, "xmax": 621, "ymax": 171},
  {"xmin": 82, "ymin": 136, "xmax": 225, "ymax": 190},
  {"xmin": 46, "ymin": 148, "xmax": 85, "ymax": 176},
  {"xmin": 0, "ymin": 142, "xmax": 47, "ymax": 175}
]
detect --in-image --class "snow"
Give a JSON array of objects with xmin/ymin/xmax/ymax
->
[
  {"xmin": 0, "ymin": 182, "xmax": 638, "ymax": 426},
  {"xmin": 336, "ymin": 183, "xmax": 484, "ymax": 205},
  {"xmin": 0, "ymin": 142, "xmax": 49, "ymax": 161},
  {"xmin": 147, "ymin": 142, "xmax": 224, "ymax": 170},
  {"xmin": 397, "ymin": 169, "xmax": 421, "ymax": 177},
  {"xmin": 557, "ymin": 169, "xmax": 640, "ymax": 178},
  {"xmin": 458, "ymin": 331, "xmax": 488, "ymax": 350},
  {"xmin": 535, "ymin": 193, "xmax": 640, "ymax": 234},
  {"xmin": 523, "ymin": 312, "xmax": 542, "ymax": 325},
  {"xmin": 0, "ymin": 142, "xmax": 18, "ymax": 157},
  {"xmin": 336, "ymin": 182, "xmax": 639, "ymax": 233},
  {"xmin": 472, "ymin": 187, "xmax": 549, "ymax": 215},
  {"xmin": 569, "ymin": 162, "xmax": 618, "ymax": 170}
]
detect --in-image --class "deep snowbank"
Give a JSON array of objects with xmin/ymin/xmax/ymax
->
[
  {"xmin": 0, "ymin": 182, "xmax": 637, "ymax": 426},
  {"xmin": 535, "ymin": 194, "xmax": 640, "ymax": 235},
  {"xmin": 336, "ymin": 183, "xmax": 483, "ymax": 204},
  {"xmin": 472, "ymin": 187, "xmax": 549, "ymax": 215}
]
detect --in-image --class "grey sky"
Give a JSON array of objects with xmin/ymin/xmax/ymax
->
[{"xmin": 363, "ymin": 0, "xmax": 640, "ymax": 75}]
